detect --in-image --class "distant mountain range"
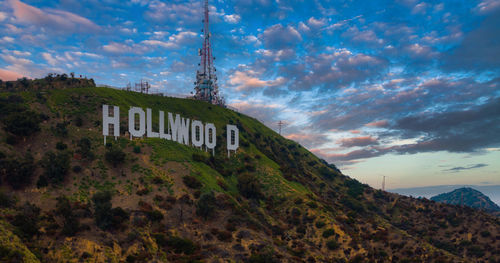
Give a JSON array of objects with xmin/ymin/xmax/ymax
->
[
  {"xmin": 430, "ymin": 187, "xmax": 500, "ymax": 213},
  {"xmin": 389, "ymin": 185, "xmax": 500, "ymax": 206}
]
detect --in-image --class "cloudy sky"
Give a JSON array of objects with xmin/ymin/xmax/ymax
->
[{"xmin": 1, "ymin": 0, "xmax": 499, "ymax": 189}]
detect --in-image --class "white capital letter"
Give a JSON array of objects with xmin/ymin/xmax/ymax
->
[
  {"xmin": 103, "ymin": 105, "xmax": 120, "ymax": 137},
  {"xmin": 191, "ymin": 120, "xmax": 204, "ymax": 147},
  {"xmin": 168, "ymin": 112, "xmax": 180, "ymax": 142},
  {"xmin": 205, "ymin": 123, "xmax": 216, "ymax": 149},
  {"xmin": 227, "ymin": 124, "xmax": 239, "ymax": 151},
  {"xmin": 159, "ymin": 111, "xmax": 171, "ymax": 140},
  {"xmin": 129, "ymin": 107, "xmax": 145, "ymax": 138},
  {"xmin": 146, "ymin": 108, "xmax": 159, "ymax": 138}
]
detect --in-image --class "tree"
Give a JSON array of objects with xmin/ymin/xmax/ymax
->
[
  {"xmin": 77, "ymin": 137, "xmax": 93, "ymax": 159},
  {"xmin": 3, "ymin": 111, "xmax": 41, "ymax": 137},
  {"xmin": 40, "ymin": 151, "xmax": 70, "ymax": 185},
  {"xmin": 0, "ymin": 153, "xmax": 35, "ymax": 189},
  {"xmin": 56, "ymin": 196, "xmax": 80, "ymax": 236},
  {"xmin": 196, "ymin": 191, "xmax": 216, "ymax": 220},
  {"xmin": 92, "ymin": 191, "xmax": 113, "ymax": 230},
  {"xmin": 105, "ymin": 146, "xmax": 126, "ymax": 167},
  {"xmin": 12, "ymin": 202, "xmax": 40, "ymax": 238},
  {"xmin": 237, "ymin": 173, "xmax": 263, "ymax": 199}
]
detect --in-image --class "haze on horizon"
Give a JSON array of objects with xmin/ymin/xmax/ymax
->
[{"xmin": 0, "ymin": 0, "xmax": 499, "ymax": 189}]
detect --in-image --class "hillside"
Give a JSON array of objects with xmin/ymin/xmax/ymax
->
[
  {"xmin": 0, "ymin": 75, "xmax": 499, "ymax": 262},
  {"xmin": 431, "ymin": 187, "xmax": 500, "ymax": 214}
]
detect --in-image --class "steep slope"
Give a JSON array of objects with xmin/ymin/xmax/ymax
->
[
  {"xmin": 0, "ymin": 75, "xmax": 499, "ymax": 262},
  {"xmin": 431, "ymin": 187, "xmax": 500, "ymax": 213}
]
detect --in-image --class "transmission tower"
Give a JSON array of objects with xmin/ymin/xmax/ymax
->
[
  {"xmin": 278, "ymin": 120, "xmax": 283, "ymax": 135},
  {"xmin": 193, "ymin": 0, "xmax": 224, "ymax": 105},
  {"xmin": 382, "ymin": 175, "xmax": 386, "ymax": 191}
]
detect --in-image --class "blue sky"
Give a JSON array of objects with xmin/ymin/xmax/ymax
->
[{"xmin": 1, "ymin": 0, "xmax": 499, "ymax": 189}]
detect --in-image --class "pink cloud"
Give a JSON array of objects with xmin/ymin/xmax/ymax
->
[
  {"xmin": 0, "ymin": 68, "xmax": 25, "ymax": 81},
  {"xmin": 9, "ymin": 0, "xmax": 100, "ymax": 33},
  {"xmin": 338, "ymin": 136, "xmax": 379, "ymax": 147},
  {"xmin": 365, "ymin": 120, "xmax": 389, "ymax": 127}
]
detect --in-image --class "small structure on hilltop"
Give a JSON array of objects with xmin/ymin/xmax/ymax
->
[{"xmin": 193, "ymin": 0, "xmax": 224, "ymax": 106}]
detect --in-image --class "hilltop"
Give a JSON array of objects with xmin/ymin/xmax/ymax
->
[
  {"xmin": 0, "ymin": 75, "xmax": 499, "ymax": 262},
  {"xmin": 431, "ymin": 187, "xmax": 500, "ymax": 215}
]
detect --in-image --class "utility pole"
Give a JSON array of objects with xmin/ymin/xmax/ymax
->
[
  {"xmin": 382, "ymin": 175, "xmax": 386, "ymax": 191},
  {"xmin": 278, "ymin": 120, "xmax": 283, "ymax": 135}
]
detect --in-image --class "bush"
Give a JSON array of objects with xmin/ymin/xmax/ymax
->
[
  {"xmin": 196, "ymin": 191, "xmax": 216, "ymax": 220},
  {"xmin": 166, "ymin": 236, "xmax": 196, "ymax": 254},
  {"xmin": 105, "ymin": 146, "xmax": 126, "ymax": 167},
  {"xmin": 72, "ymin": 165, "xmax": 82, "ymax": 173},
  {"xmin": 182, "ymin": 175, "xmax": 202, "ymax": 189},
  {"xmin": 147, "ymin": 210, "xmax": 164, "ymax": 222},
  {"xmin": 56, "ymin": 196, "xmax": 80, "ymax": 236},
  {"xmin": 74, "ymin": 116, "xmax": 83, "ymax": 127},
  {"xmin": 0, "ymin": 153, "xmax": 35, "ymax": 189},
  {"xmin": 2, "ymin": 111, "xmax": 41, "ymax": 137},
  {"xmin": 54, "ymin": 122, "xmax": 68, "ymax": 137},
  {"xmin": 0, "ymin": 191, "xmax": 16, "ymax": 208},
  {"xmin": 77, "ymin": 137, "xmax": 93, "ymax": 159},
  {"xmin": 133, "ymin": 146, "xmax": 141, "ymax": 154},
  {"xmin": 192, "ymin": 153, "xmax": 208, "ymax": 163},
  {"xmin": 237, "ymin": 173, "xmax": 263, "ymax": 199},
  {"xmin": 315, "ymin": 220, "xmax": 326, "ymax": 228},
  {"xmin": 326, "ymin": 240, "xmax": 340, "ymax": 250},
  {"xmin": 322, "ymin": 228, "xmax": 336, "ymax": 238},
  {"xmin": 41, "ymin": 151, "xmax": 70, "ymax": 185},
  {"xmin": 92, "ymin": 191, "xmax": 113, "ymax": 230},
  {"xmin": 56, "ymin": 141, "xmax": 67, "ymax": 150},
  {"xmin": 12, "ymin": 202, "xmax": 40, "ymax": 238}
]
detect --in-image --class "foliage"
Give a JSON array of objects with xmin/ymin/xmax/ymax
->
[
  {"xmin": 12, "ymin": 202, "xmax": 40, "ymax": 238},
  {"xmin": 182, "ymin": 175, "xmax": 202, "ymax": 189},
  {"xmin": 326, "ymin": 240, "xmax": 340, "ymax": 250},
  {"xmin": 105, "ymin": 145, "xmax": 126, "ymax": 167},
  {"xmin": 0, "ymin": 153, "xmax": 35, "ymax": 189},
  {"xmin": 237, "ymin": 173, "xmax": 263, "ymax": 199},
  {"xmin": 165, "ymin": 236, "xmax": 196, "ymax": 255},
  {"xmin": 196, "ymin": 191, "xmax": 216, "ymax": 220},
  {"xmin": 77, "ymin": 137, "xmax": 93, "ymax": 159},
  {"xmin": 322, "ymin": 228, "xmax": 336, "ymax": 238},
  {"xmin": 2, "ymin": 111, "xmax": 41, "ymax": 137},
  {"xmin": 92, "ymin": 191, "xmax": 128, "ymax": 230},
  {"xmin": 40, "ymin": 151, "xmax": 70, "ymax": 185},
  {"xmin": 56, "ymin": 196, "xmax": 80, "ymax": 236}
]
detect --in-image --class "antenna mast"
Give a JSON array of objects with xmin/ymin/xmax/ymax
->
[
  {"xmin": 194, "ymin": 0, "xmax": 224, "ymax": 105},
  {"xmin": 382, "ymin": 175, "xmax": 386, "ymax": 191}
]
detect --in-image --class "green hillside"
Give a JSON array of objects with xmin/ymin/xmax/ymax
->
[{"xmin": 0, "ymin": 75, "xmax": 499, "ymax": 262}]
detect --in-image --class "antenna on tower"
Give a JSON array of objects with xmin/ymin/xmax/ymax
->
[
  {"xmin": 278, "ymin": 120, "xmax": 283, "ymax": 135},
  {"xmin": 193, "ymin": 0, "xmax": 224, "ymax": 106}
]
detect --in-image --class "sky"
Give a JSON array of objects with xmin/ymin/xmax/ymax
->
[{"xmin": 1, "ymin": 0, "xmax": 499, "ymax": 189}]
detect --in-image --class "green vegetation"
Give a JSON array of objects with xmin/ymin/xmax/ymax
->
[{"xmin": 40, "ymin": 151, "xmax": 70, "ymax": 185}]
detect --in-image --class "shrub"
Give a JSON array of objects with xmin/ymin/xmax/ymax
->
[
  {"xmin": 54, "ymin": 122, "xmax": 68, "ymax": 137},
  {"xmin": 72, "ymin": 165, "xmax": 82, "ymax": 173},
  {"xmin": 56, "ymin": 141, "xmax": 67, "ymax": 150},
  {"xmin": 196, "ymin": 191, "xmax": 216, "ymax": 220},
  {"xmin": 237, "ymin": 173, "xmax": 263, "ymax": 199},
  {"xmin": 92, "ymin": 191, "xmax": 113, "ymax": 230},
  {"xmin": 12, "ymin": 202, "xmax": 40, "ymax": 238},
  {"xmin": 182, "ymin": 175, "xmax": 202, "ymax": 189},
  {"xmin": 41, "ymin": 151, "xmax": 70, "ymax": 185},
  {"xmin": 315, "ymin": 220, "xmax": 326, "ymax": 228},
  {"xmin": 2, "ymin": 111, "xmax": 41, "ymax": 137},
  {"xmin": 0, "ymin": 153, "xmax": 35, "ymax": 189},
  {"xmin": 322, "ymin": 228, "xmax": 336, "ymax": 238},
  {"xmin": 0, "ymin": 191, "xmax": 16, "ymax": 208},
  {"xmin": 147, "ymin": 210, "xmax": 164, "ymax": 222},
  {"xmin": 77, "ymin": 137, "xmax": 93, "ymax": 159},
  {"xmin": 326, "ymin": 240, "xmax": 340, "ymax": 250},
  {"xmin": 56, "ymin": 196, "xmax": 80, "ymax": 236},
  {"xmin": 166, "ymin": 236, "xmax": 196, "ymax": 254},
  {"xmin": 105, "ymin": 146, "xmax": 126, "ymax": 167},
  {"xmin": 192, "ymin": 153, "xmax": 208, "ymax": 163},
  {"xmin": 74, "ymin": 116, "xmax": 83, "ymax": 127},
  {"xmin": 133, "ymin": 146, "xmax": 141, "ymax": 154}
]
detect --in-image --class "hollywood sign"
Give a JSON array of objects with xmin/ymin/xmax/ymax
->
[{"xmin": 102, "ymin": 105, "xmax": 239, "ymax": 155}]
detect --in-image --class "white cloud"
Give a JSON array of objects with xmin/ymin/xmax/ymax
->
[{"xmin": 224, "ymin": 14, "xmax": 241, "ymax": 23}]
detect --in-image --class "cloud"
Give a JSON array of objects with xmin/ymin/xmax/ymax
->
[
  {"xmin": 0, "ymin": 12, "xmax": 7, "ymax": 22},
  {"xmin": 141, "ymin": 31, "xmax": 198, "ymax": 50},
  {"xmin": 392, "ymin": 96, "xmax": 500, "ymax": 153},
  {"xmin": 0, "ymin": 68, "xmax": 25, "ymax": 80},
  {"xmin": 0, "ymin": 36, "xmax": 15, "ymax": 43},
  {"xmin": 342, "ymin": 26, "xmax": 384, "ymax": 46},
  {"xmin": 9, "ymin": 0, "xmax": 100, "ymax": 33},
  {"xmin": 338, "ymin": 136, "xmax": 379, "ymax": 147},
  {"xmin": 442, "ymin": 9, "xmax": 500, "ymax": 71},
  {"xmin": 443, "ymin": 163, "xmax": 488, "ymax": 173},
  {"xmin": 475, "ymin": 0, "xmax": 500, "ymax": 14},
  {"xmin": 365, "ymin": 120, "xmax": 389, "ymax": 128},
  {"xmin": 228, "ymin": 70, "xmax": 286, "ymax": 91},
  {"xmin": 41, "ymin": 52, "xmax": 57, "ymax": 66},
  {"xmin": 224, "ymin": 14, "xmax": 241, "ymax": 24},
  {"xmin": 261, "ymin": 24, "xmax": 302, "ymax": 50}
]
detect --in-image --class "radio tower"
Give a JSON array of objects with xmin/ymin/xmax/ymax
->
[{"xmin": 194, "ymin": 0, "xmax": 224, "ymax": 105}]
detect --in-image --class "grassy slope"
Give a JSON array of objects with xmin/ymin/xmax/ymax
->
[{"xmin": 0, "ymin": 81, "xmax": 499, "ymax": 262}]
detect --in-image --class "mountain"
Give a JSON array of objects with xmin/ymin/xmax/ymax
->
[
  {"xmin": 389, "ymin": 185, "xmax": 500, "ymax": 206},
  {"xmin": 0, "ymin": 75, "xmax": 499, "ymax": 262},
  {"xmin": 431, "ymin": 187, "xmax": 500, "ymax": 213}
]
